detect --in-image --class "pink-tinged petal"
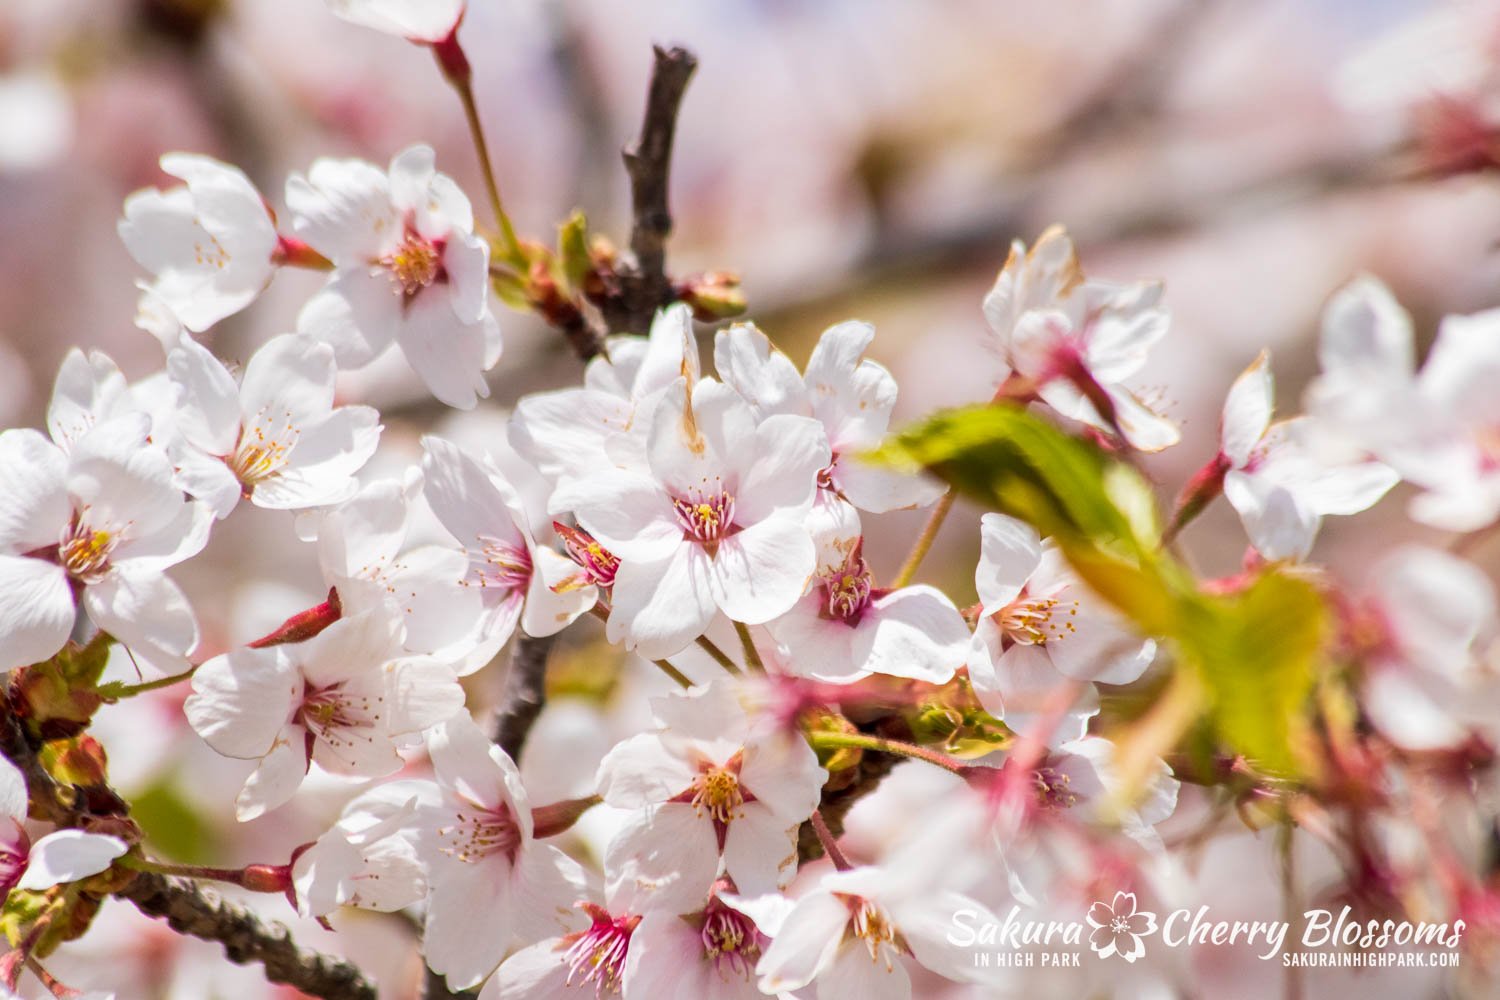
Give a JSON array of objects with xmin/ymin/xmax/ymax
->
[
  {"xmin": 510, "ymin": 844, "xmax": 590, "ymax": 944},
  {"xmin": 291, "ymin": 829, "xmax": 362, "ymax": 918},
  {"xmin": 17, "ymin": 831, "xmax": 126, "ymax": 890},
  {"xmin": 735, "ymin": 414, "xmax": 828, "ymax": 524},
  {"xmin": 604, "ymin": 804, "xmax": 719, "ymax": 914},
  {"xmin": 296, "ymin": 273, "xmax": 399, "ymax": 369},
  {"xmin": 806, "ymin": 322, "xmax": 903, "ymax": 448},
  {"xmin": 386, "ymin": 658, "xmax": 465, "ymax": 734},
  {"xmin": 318, "ymin": 478, "xmax": 409, "ymax": 581},
  {"xmin": 857, "ymin": 586, "xmax": 969, "ymax": 683},
  {"xmin": 511, "ymin": 389, "xmax": 632, "ymax": 485},
  {"xmin": 1109, "ymin": 386, "xmax": 1181, "ymax": 452},
  {"xmin": 0, "ymin": 556, "xmax": 73, "ymax": 671},
  {"xmin": 755, "ymin": 890, "xmax": 854, "ymax": 993},
  {"xmin": 1080, "ymin": 279, "xmax": 1168, "ymax": 383},
  {"xmin": 48, "ymin": 349, "xmax": 126, "ymax": 452},
  {"xmin": 0, "ymin": 429, "xmax": 69, "ymax": 551},
  {"xmin": 713, "ymin": 323, "xmax": 809, "ymax": 418},
  {"xmin": 395, "ymin": 290, "xmax": 490, "ymax": 410},
  {"xmin": 764, "ymin": 591, "xmax": 861, "ymax": 682},
  {"xmin": 976, "ymin": 513, "xmax": 1042, "ymax": 616},
  {"xmin": 0, "ymin": 758, "xmax": 26, "ymax": 827},
  {"xmin": 159, "ymin": 154, "xmax": 277, "ymax": 264},
  {"xmin": 721, "ymin": 804, "xmax": 799, "ymax": 896},
  {"xmin": 286, "ymin": 156, "xmax": 395, "ymax": 259},
  {"xmin": 1363, "ymin": 667, "xmax": 1468, "ymax": 750},
  {"xmin": 82, "ymin": 570, "xmax": 198, "ymax": 670},
  {"xmin": 1319, "ymin": 275, "xmax": 1416, "ymax": 384},
  {"xmin": 429, "ymin": 714, "xmax": 529, "ymax": 821},
  {"xmin": 443, "ymin": 230, "xmax": 490, "ymax": 325},
  {"xmin": 240, "ymin": 333, "xmax": 337, "ymax": 426},
  {"xmin": 819, "ymin": 941, "xmax": 912, "ymax": 1000},
  {"xmin": 385, "ymin": 545, "xmax": 483, "ymax": 655},
  {"xmin": 649, "ymin": 680, "xmax": 752, "ymax": 747},
  {"xmin": 387, "ymin": 144, "xmax": 439, "ymax": 216},
  {"xmin": 833, "ymin": 458, "xmax": 944, "ymax": 514},
  {"xmin": 485, "ymin": 938, "xmax": 574, "ymax": 1000},
  {"xmin": 166, "ymin": 339, "xmax": 241, "ymax": 455},
  {"xmin": 1221, "ymin": 351, "xmax": 1274, "ymax": 467},
  {"xmin": 605, "ymin": 545, "xmax": 717, "ymax": 659},
  {"xmin": 596, "ymin": 734, "xmax": 698, "ymax": 808},
  {"xmin": 520, "ymin": 547, "xmax": 592, "ymax": 638},
  {"xmin": 647, "ymin": 378, "xmax": 752, "ymax": 495},
  {"xmin": 705, "ymin": 518, "xmax": 815, "ymax": 625},
  {"xmin": 1224, "ymin": 469, "xmax": 1319, "ymax": 561},
  {"xmin": 235, "ymin": 735, "xmax": 308, "ymax": 822},
  {"xmin": 1375, "ymin": 546, "xmax": 1494, "ymax": 668},
  {"xmin": 567, "ymin": 471, "xmax": 680, "ymax": 564},
  {"xmin": 252, "ymin": 406, "xmax": 382, "ymax": 510},
  {"xmin": 892, "ymin": 890, "xmax": 1004, "ymax": 985},
  {"xmin": 185, "ymin": 647, "xmax": 300, "ymax": 759},
  {"xmin": 422, "ymin": 437, "xmax": 525, "ymax": 552},
  {"xmin": 624, "ymin": 911, "xmax": 734, "ymax": 1000},
  {"xmin": 984, "ymin": 641, "xmax": 1098, "ymax": 746},
  {"xmin": 424, "ymin": 851, "xmax": 518, "ymax": 989}
]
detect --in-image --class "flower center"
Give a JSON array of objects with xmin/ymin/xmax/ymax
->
[
  {"xmin": 378, "ymin": 227, "xmax": 443, "ymax": 298},
  {"xmin": 997, "ymin": 593, "xmax": 1078, "ymax": 646},
  {"xmin": 1032, "ymin": 766, "xmax": 1078, "ymax": 810},
  {"xmin": 229, "ymin": 408, "xmax": 300, "ymax": 492},
  {"xmin": 554, "ymin": 521, "xmax": 619, "ymax": 588},
  {"xmin": 699, "ymin": 902, "xmax": 759, "ymax": 979},
  {"xmin": 562, "ymin": 903, "xmax": 638, "ymax": 997},
  {"xmin": 468, "ymin": 535, "xmax": 532, "ymax": 592},
  {"xmin": 438, "ymin": 802, "xmax": 522, "ymax": 866},
  {"xmin": 60, "ymin": 517, "xmax": 117, "ymax": 583},
  {"xmin": 823, "ymin": 546, "xmax": 873, "ymax": 624},
  {"xmin": 845, "ymin": 896, "xmax": 902, "ymax": 970},
  {"xmin": 673, "ymin": 491, "xmax": 735, "ymax": 546},
  {"xmin": 691, "ymin": 766, "xmax": 745, "ymax": 825},
  {"xmin": 1111, "ymin": 915, "xmax": 1131, "ymax": 934},
  {"xmin": 296, "ymin": 682, "xmax": 381, "ymax": 757}
]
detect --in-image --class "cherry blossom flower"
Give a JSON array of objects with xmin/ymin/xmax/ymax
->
[
  {"xmin": 412, "ymin": 715, "xmax": 587, "ymax": 991},
  {"xmin": 714, "ymin": 320, "xmax": 943, "ymax": 515},
  {"xmin": 765, "ymin": 539, "xmax": 969, "ymax": 684},
  {"xmin": 481, "ymin": 896, "xmax": 636, "ymax": 1000},
  {"xmin": 967, "ymin": 513, "xmax": 1154, "ymax": 744},
  {"xmin": 561, "ymin": 377, "xmax": 828, "ymax": 658},
  {"xmin": 118, "ymin": 154, "xmax": 280, "ymax": 333},
  {"xmin": 167, "ymin": 334, "xmax": 381, "ymax": 518},
  {"xmin": 291, "ymin": 782, "xmax": 428, "ymax": 919},
  {"xmin": 315, "ymin": 473, "xmax": 482, "ymax": 668},
  {"xmin": 45, "ymin": 349, "xmax": 128, "ymax": 452},
  {"xmin": 289, "ymin": 145, "xmax": 501, "ymax": 409},
  {"xmin": 596, "ymin": 682, "xmax": 825, "ymax": 911},
  {"xmin": 621, "ymin": 886, "xmax": 775, "ymax": 1000},
  {"xmin": 0, "ymin": 757, "xmax": 126, "ymax": 900},
  {"xmin": 325, "ymin": 0, "xmax": 465, "ymax": 44},
  {"xmin": 510, "ymin": 303, "xmax": 700, "ymax": 498},
  {"xmin": 183, "ymin": 610, "xmax": 464, "ymax": 821},
  {"xmin": 0, "ymin": 417, "xmax": 209, "ymax": 672},
  {"xmin": 1210, "ymin": 350, "xmax": 1397, "ymax": 560},
  {"xmin": 1357, "ymin": 545, "xmax": 1498, "ymax": 750},
  {"xmin": 1086, "ymin": 891, "xmax": 1157, "ymax": 963},
  {"xmin": 421, "ymin": 436, "xmax": 591, "ymax": 663},
  {"xmin": 981, "ymin": 226, "xmax": 1178, "ymax": 451},
  {"xmin": 739, "ymin": 864, "xmax": 998, "ymax": 1000}
]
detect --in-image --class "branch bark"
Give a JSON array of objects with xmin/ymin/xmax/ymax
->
[
  {"xmin": 117, "ymin": 873, "xmax": 377, "ymax": 1000},
  {"xmin": 492, "ymin": 633, "xmax": 557, "ymax": 760}
]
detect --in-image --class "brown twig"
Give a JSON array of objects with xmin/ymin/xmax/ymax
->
[
  {"xmin": 493, "ymin": 633, "xmax": 557, "ymax": 760},
  {"xmin": 599, "ymin": 45, "xmax": 698, "ymax": 335},
  {"xmin": 116, "ymin": 873, "xmax": 376, "ymax": 1000}
]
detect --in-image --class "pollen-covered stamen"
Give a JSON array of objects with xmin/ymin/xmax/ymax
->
[
  {"xmin": 996, "ymin": 592, "xmax": 1078, "ymax": 646},
  {"xmin": 296, "ymin": 681, "xmax": 382, "ymax": 760},
  {"xmin": 229, "ymin": 407, "xmax": 301, "ymax": 492},
  {"xmin": 59, "ymin": 514, "xmax": 118, "ymax": 583},
  {"xmin": 377, "ymin": 225, "xmax": 444, "ymax": 299},
  {"xmin": 672, "ymin": 490, "xmax": 736, "ymax": 546},
  {"xmin": 822, "ymin": 543, "xmax": 873, "ymax": 623},
  {"xmin": 1033, "ymin": 766, "xmax": 1078, "ymax": 810},
  {"xmin": 554, "ymin": 521, "xmax": 619, "ymax": 587},
  {"xmin": 699, "ymin": 899, "xmax": 760, "ymax": 980},
  {"xmin": 468, "ymin": 534, "xmax": 532, "ymax": 592},
  {"xmin": 561, "ymin": 903, "xmax": 638, "ymax": 997},
  {"xmin": 690, "ymin": 765, "xmax": 746, "ymax": 825},
  {"xmin": 843, "ymin": 895, "xmax": 903, "ymax": 970},
  {"xmin": 436, "ymin": 802, "xmax": 523, "ymax": 866}
]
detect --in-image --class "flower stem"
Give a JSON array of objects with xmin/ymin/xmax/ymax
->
[
  {"xmin": 696, "ymin": 635, "xmax": 742, "ymax": 676},
  {"xmin": 810, "ymin": 809, "xmax": 852, "ymax": 870},
  {"xmin": 805, "ymin": 731, "xmax": 969, "ymax": 776},
  {"xmin": 732, "ymin": 621, "xmax": 764, "ymax": 673},
  {"xmin": 435, "ymin": 40, "xmax": 524, "ymax": 270},
  {"xmin": 119, "ymin": 855, "xmax": 282, "ymax": 891},
  {"xmin": 890, "ymin": 490, "xmax": 956, "ymax": 589},
  {"xmin": 98, "ymin": 663, "xmax": 198, "ymax": 699},
  {"xmin": 651, "ymin": 658, "xmax": 693, "ymax": 689}
]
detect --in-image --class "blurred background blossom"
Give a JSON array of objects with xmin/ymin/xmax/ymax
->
[{"xmin": 4, "ymin": 0, "xmax": 1500, "ymax": 996}]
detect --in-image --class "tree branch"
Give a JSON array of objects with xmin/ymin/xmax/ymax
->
[
  {"xmin": 600, "ymin": 44, "xmax": 698, "ymax": 335},
  {"xmin": 492, "ymin": 634, "xmax": 557, "ymax": 760},
  {"xmin": 116, "ymin": 873, "xmax": 376, "ymax": 1000}
]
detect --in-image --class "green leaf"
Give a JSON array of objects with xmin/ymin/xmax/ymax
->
[
  {"xmin": 1176, "ymin": 571, "xmax": 1328, "ymax": 779},
  {"xmin": 557, "ymin": 210, "xmax": 591, "ymax": 295}
]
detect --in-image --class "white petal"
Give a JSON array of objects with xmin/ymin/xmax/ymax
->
[
  {"xmin": 0, "ymin": 428, "xmax": 69, "ymax": 551},
  {"xmin": 1220, "ymin": 350, "xmax": 1273, "ymax": 467},
  {"xmin": 1223, "ymin": 469, "xmax": 1319, "ymax": 561},
  {"xmin": 596, "ymin": 734, "xmax": 696, "ymax": 808},
  {"xmin": 184, "ymin": 647, "xmax": 300, "ymax": 758},
  {"xmin": 17, "ymin": 831, "xmax": 126, "ymax": 890},
  {"xmin": 1375, "ymin": 546, "xmax": 1495, "ymax": 668},
  {"xmin": 722, "ymin": 804, "xmax": 799, "ymax": 896},
  {"xmin": 297, "ymin": 272, "xmax": 399, "ymax": 369},
  {"xmin": 0, "ymin": 757, "xmax": 26, "ymax": 826},
  {"xmin": 736, "ymin": 414, "xmax": 829, "ymax": 524},
  {"xmin": 235, "ymin": 735, "xmax": 309, "ymax": 822},
  {"xmin": 976, "ymin": 512, "xmax": 1042, "ymax": 616},
  {"xmin": 83, "ymin": 570, "xmax": 198, "ymax": 669},
  {"xmin": 606, "ymin": 545, "xmax": 716, "ymax": 658},
  {"xmin": 764, "ymin": 592, "xmax": 862, "ymax": 682},
  {"xmin": 833, "ymin": 457, "xmax": 945, "ymax": 514},
  {"xmin": 858, "ymin": 586, "xmax": 970, "ymax": 683},
  {"xmin": 395, "ymin": 290, "xmax": 491, "ymax": 410},
  {"xmin": 705, "ymin": 519, "xmax": 815, "ymax": 625},
  {"xmin": 47, "ymin": 349, "xmax": 126, "ymax": 452},
  {"xmin": 755, "ymin": 890, "xmax": 850, "ymax": 993},
  {"xmin": 286, "ymin": 156, "xmax": 395, "ymax": 259},
  {"xmin": 428, "ymin": 713, "xmax": 528, "ymax": 819},
  {"xmin": 713, "ymin": 323, "xmax": 809, "ymax": 418},
  {"xmin": 604, "ymin": 804, "xmax": 719, "ymax": 914},
  {"xmin": 566, "ymin": 471, "xmax": 679, "ymax": 564},
  {"xmin": 0, "ymin": 556, "xmax": 73, "ymax": 671}
]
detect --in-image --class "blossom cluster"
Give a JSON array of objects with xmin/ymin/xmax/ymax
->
[{"xmin": 2, "ymin": 3, "xmax": 1499, "ymax": 999}]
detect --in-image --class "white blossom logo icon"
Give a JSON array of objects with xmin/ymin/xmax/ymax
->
[{"xmin": 1086, "ymin": 892, "xmax": 1158, "ymax": 963}]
